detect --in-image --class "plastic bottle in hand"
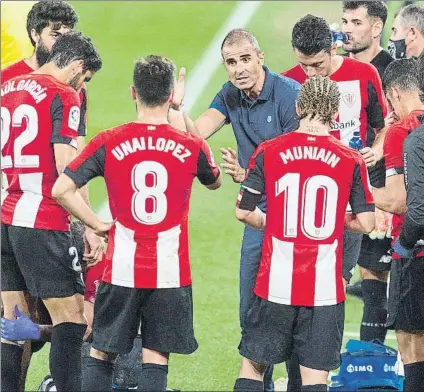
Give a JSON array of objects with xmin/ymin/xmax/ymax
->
[
  {"xmin": 349, "ymin": 131, "xmax": 364, "ymax": 151},
  {"xmin": 330, "ymin": 23, "xmax": 348, "ymax": 47}
]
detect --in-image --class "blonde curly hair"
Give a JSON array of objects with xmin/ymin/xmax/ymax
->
[{"xmin": 297, "ymin": 76, "xmax": 340, "ymax": 126}]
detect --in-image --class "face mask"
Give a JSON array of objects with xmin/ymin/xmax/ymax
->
[{"xmin": 388, "ymin": 39, "xmax": 407, "ymax": 59}]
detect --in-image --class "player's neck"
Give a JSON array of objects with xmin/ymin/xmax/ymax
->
[
  {"xmin": 135, "ymin": 107, "xmax": 169, "ymax": 125},
  {"xmin": 33, "ymin": 63, "xmax": 70, "ymax": 85},
  {"xmin": 297, "ymin": 119, "xmax": 331, "ymax": 136},
  {"xmin": 24, "ymin": 54, "xmax": 39, "ymax": 71},
  {"xmin": 399, "ymin": 95, "xmax": 424, "ymax": 119},
  {"xmin": 329, "ymin": 55, "xmax": 344, "ymax": 75},
  {"xmin": 349, "ymin": 43, "xmax": 382, "ymax": 64}
]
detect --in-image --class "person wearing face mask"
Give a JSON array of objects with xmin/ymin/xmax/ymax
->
[{"xmin": 388, "ymin": 3, "xmax": 424, "ymax": 59}]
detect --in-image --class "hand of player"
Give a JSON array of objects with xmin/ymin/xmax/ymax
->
[
  {"xmin": 1, "ymin": 305, "xmax": 40, "ymax": 341},
  {"xmin": 220, "ymin": 147, "xmax": 246, "ymax": 183},
  {"xmin": 368, "ymin": 209, "xmax": 393, "ymax": 240},
  {"xmin": 385, "ymin": 111, "xmax": 399, "ymax": 128},
  {"xmin": 360, "ymin": 147, "xmax": 377, "ymax": 167},
  {"xmin": 83, "ymin": 227, "xmax": 105, "ymax": 265},
  {"xmin": 92, "ymin": 221, "xmax": 115, "ymax": 240},
  {"xmin": 171, "ymin": 67, "xmax": 186, "ymax": 110}
]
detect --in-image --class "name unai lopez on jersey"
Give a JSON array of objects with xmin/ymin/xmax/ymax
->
[
  {"xmin": 112, "ymin": 136, "xmax": 192, "ymax": 163},
  {"xmin": 280, "ymin": 146, "xmax": 340, "ymax": 168},
  {"xmin": 1, "ymin": 79, "xmax": 47, "ymax": 104}
]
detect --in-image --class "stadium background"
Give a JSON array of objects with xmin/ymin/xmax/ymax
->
[{"xmin": 0, "ymin": 0, "xmax": 415, "ymax": 390}]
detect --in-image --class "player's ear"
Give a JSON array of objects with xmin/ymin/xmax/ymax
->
[
  {"xmin": 168, "ymin": 90, "xmax": 174, "ymax": 103},
  {"xmin": 295, "ymin": 101, "xmax": 301, "ymax": 117},
  {"xmin": 258, "ymin": 51, "xmax": 265, "ymax": 66},
  {"xmin": 333, "ymin": 111, "xmax": 339, "ymax": 122},
  {"xmin": 31, "ymin": 28, "xmax": 40, "ymax": 46},
  {"xmin": 372, "ymin": 20, "xmax": 383, "ymax": 39},
  {"xmin": 130, "ymin": 85, "xmax": 137, "ymax": 101}
]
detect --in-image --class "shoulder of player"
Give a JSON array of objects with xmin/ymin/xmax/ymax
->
[
  {"xmin": 343, "ymin": 56, "xmax": 378, "ymax": 78},
  {"xmin": 280, "ymin": 65, "xmax": 304, "ymax": 83},
  {"xmin": 273, "ymin": 71, "xmax": 301, "ymax": 94},
  {"xmin": 1, "ymin": 60, "xmax": 27, "ymax": 81},
  {"xmin": 328, "ymin": 136, "xmax": 363, "ymax": 161},
  {"xmin": 372, "ymin": 49, "xmax": 394, "ymax": 66}
]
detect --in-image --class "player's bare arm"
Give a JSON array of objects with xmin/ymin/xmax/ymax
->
[
  {"xmin": 345, "ymin": 211, "xmax": 375, "ymax": 234},
  {"xmin": 52, "ymin": 175, "xmax": 114, "ymax": 244},
  {"xmin": 235, "ymin": 186, "xmax": 266, "ymax": 230},
  {"xmin": 194, "ymin": 108, "xmax": 227, "ymax": 139},
  {"xmin": 53, "ymin": 144, "xmax": 78, "ymax": 175},
  {"xmin": 372, "ymin": 174, "xmax": 406, "ymax": 214}
]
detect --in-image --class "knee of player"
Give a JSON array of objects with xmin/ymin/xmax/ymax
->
[{"xmin": 90, "ymin": 347, "xmax": 118, "ymax": 363}]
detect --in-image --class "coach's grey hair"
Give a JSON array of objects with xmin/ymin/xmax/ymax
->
[
  {"xmin": 398, "ymin": 4, "xmax": 424, "ymax": 35},
  {"xmin": 221, "ymin": 28, "xmax": 261, "ymax": 53}
]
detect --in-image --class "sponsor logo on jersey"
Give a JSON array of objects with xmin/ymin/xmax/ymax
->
[
  {"xmin": 332, "ymin": 117, "xmax": 361, "ymax": 133},
  {"xmin": 347, "ymin": 364, "xmax": 374, "ymax": 373},
  {"xmin": 68, "ymin": 106, "xmax": 80, "ymax": 131},
  {"xmin": 342, "ymin": 92, "xmax": 356, "ymax": 108}
]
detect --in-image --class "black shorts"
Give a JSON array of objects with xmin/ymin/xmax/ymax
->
[
  {"xmin": 1, "ymin": 224, "xmax": 84, "ymax": 299},
  {"xmin": 342, "ymin": 230, "xmax": 363, "ymax": 281},
  {"xmin": 92, "ymin": 282, "xmax": 198, "ymax": 356},
  {"xmin": 387, "ymin": 257, "xmax": 424, "ymax": 332},
  {"xmin": 357, "ymin": 235, "xmax": 392, "ymax": 272},
  {"xmin": 239, "ymin": 295, "xmax": 345, "ymax": 371}
]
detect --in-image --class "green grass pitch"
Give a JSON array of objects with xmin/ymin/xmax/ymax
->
[{"xmin": 26, "ymin": 1, "xmax": 404, "ymax": 390}]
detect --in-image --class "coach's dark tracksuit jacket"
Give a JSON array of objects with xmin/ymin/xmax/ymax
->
[{"xmin": 399, "ymin": 116, "xmax": 424, "ymax": 249}]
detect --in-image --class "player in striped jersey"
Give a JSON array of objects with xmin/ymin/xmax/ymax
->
[
  {"xmin": 52, "ymin": 55, "xmax": 221, "ymax": 391},
  {"xmin": 233, "ymin": 77, "xmax": 375, "ymax": 392},
  {"xmin": 1, "ymin": 32, "xmax": 102, "ymax": 392}
]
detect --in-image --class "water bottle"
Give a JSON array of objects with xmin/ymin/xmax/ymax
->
[
  {"xmin": 349, "ymin": 131, "xmax": 364, "ymax": 151},
  {"xmin": 330, "ymin": 23, "xmax": 348, "ymax": 47}
]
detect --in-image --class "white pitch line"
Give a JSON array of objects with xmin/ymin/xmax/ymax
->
[{"xmin": 98, "ymin": 1, "xmax": 262, "ymax": 220}]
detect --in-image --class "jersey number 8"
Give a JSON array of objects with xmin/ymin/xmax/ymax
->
[{"xmin": 132, "ymin": 161, "xmax": 168, "ymax": 225}]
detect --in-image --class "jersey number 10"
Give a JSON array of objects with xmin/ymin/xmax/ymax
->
[{"xmin": 276, "ymin": 173, "xmax": 338, "ymax": 240}]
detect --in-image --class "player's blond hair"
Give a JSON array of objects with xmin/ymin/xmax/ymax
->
[{"xmin": 297, "ymin": 76, "xmax": 340, "ymax": 126}]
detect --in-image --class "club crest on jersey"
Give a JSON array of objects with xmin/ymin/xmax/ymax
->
[
  {"xmin": 68, "ymin": 106, "xmax": 80, "ymax": 131},
  {"xmin": 341, "ymin": 92, "xmax": 356, "ymax": 108}
]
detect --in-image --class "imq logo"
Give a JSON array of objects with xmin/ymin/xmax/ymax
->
[{"xmin": 347, "ymin": 364, "xmax": 373, "ymax": 373}]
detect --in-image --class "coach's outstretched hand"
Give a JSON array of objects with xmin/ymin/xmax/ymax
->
[
  {"xmin": 220, "ymin": 147, "xmax": 245, "ymax": 183},
  {"xmin": 172, "ymin": 67, "xmax": 186, "ymax": 110}
]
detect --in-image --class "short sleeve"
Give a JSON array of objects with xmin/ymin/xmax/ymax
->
[
  {"xmin": 384, "ymin": 126, "xmax": 406, "ymax": 177},
  {"xmin": 350, "ymin": 158, "xmax": 375, "ymax": 214},
  {"xmin": 196, "ymin": 138, "xmax": 220, "ymax": 186},
  {"xmin": 242, "ymin": 146, "xmax": 265, "ymax": 193},
  {"xmin": 64, "ymin": 132, "xmax": 106, "ymax": 187},
  {"xmin": 209, "ymin": 89, "xmax": 229, "ymax": 123},
  {"xmin": 278, "ymin": 83, "xmax": 300, "ymax": 134},
  {"xmin": 50, "ymin": 90, "xmax": 81, "ymax": 148}
]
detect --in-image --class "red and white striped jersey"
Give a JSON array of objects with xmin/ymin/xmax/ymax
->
[
  {"xmin": 1, "ymin": 74, "xmax": 80, "ymax": 231},
  {"xmin": 65, "ymin": 122, "xmax": 220, "ymax": 289},
  {"xmin": 2, "ymin": 60, "xmax": 89, "ymax": 137},
  {"xmin": 283, "ymin": 57, "xmax": 386, "ymax": 147},
  {"xmin": 242, "ymin": 132, "xmax": 374, "ymax": 306}
]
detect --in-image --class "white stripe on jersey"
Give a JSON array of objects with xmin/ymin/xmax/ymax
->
[
  {"xmin": 336, "ymin": 80, "xmax": 362, "ymax": 145},
  {"xmin": 1, "ymin": 173, "xmax": 9, "ymax": 206},
  {"xmin": 157, "ymin": 224, "xmax": 181, "ymax": 288},
  {"xmin": 314, "ymin": 240, "xmax": 338, "ymax": 306},
  {"xmin": 268, "ymin": 238, "xmax": 294, "ymax": 304},
  {"xmin": 111, "ymin": 221, "xmax": 136, "ymax": 287},
  {"xmin": 12, "ymin": 173, "xmax": 43, "ymax": 227}
]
